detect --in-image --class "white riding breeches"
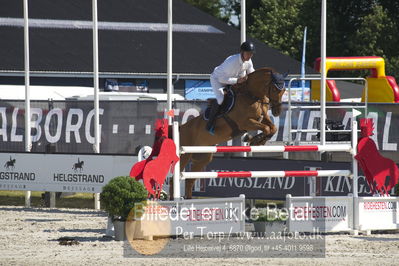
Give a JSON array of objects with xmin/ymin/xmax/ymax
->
[{"xmin": 210, "ymin": 76, "xmax": 226, "ymax": 105}]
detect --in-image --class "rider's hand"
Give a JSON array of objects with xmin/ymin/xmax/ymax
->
[{"xmin": 237, "ymin": 76, "xmax": 248, "ymax": 84}]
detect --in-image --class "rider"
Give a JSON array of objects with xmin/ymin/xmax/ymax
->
[{"xmin": 206, "ymin": 41, "xmax": 256, "ymax": 134}]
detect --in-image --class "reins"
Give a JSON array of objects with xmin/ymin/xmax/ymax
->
[{"xmin": 233, "ymin": 83, "xmax": 270, "ymax": 105}]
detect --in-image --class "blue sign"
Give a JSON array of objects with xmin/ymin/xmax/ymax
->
[{"xmin": 185, "ymin": 80, "xmax": 214, "ymax": 100}]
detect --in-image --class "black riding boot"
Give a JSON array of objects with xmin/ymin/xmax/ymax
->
[{"xmin": 206, "ymin": 100, "xmax": 220, "ymax": 135}]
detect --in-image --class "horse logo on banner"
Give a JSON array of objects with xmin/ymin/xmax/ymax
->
[{"xmin": 4, "ymin": 156, "xmax": 16, "ymax": 170}]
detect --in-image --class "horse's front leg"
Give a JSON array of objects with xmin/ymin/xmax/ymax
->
[
  {"xmin": 254, "ymin": 101, "xmax": 278, "ymax": 144},
  {"xmin": 260, "ymin": 116, "xmax": 277, "ymax": 140},
  {"xmin": 185, "ymin": 153, "xmax": 213, "ymax": 199},
  {"xmin": 242, "ymin": 118, "xmax": 276, "ymax": 145},
  {"xmin": 169, "ymin": 153, "xmax": 192, "ymax": 200}
]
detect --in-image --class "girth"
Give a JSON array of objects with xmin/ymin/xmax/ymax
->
[{"xmin": 222, "ymin": 114, "xmax": 246, "ymax": 138}]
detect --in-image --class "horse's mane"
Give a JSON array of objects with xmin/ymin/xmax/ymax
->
[
  {"xmin": 244, "ymin": 67, "xmax": 275, "ymax": 87},
  {"xmin": 248, "ymin": 67, "xmax": 275, "ymax": 78},
  {"xmin": 232, "ymin": 67, "xmax": 275, "ymax": 91}
]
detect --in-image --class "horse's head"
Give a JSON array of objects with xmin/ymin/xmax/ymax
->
[
  {"xmin": 269, "ymin": 71, "xmax": 287, "ymax": 116},
  {"xmin": 247, "ymin": 68, "xmax": 287, "ymax": 116}
]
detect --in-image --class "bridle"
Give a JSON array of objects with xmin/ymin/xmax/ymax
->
[
  {"xmin": 235, "ymin": 69, "xmax": 286, "ymax": 106},
  {"xmin": 267, "ymin": 71, "xmax": 286, "ymax": 108}
]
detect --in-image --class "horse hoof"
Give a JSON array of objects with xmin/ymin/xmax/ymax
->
[
  {"xmin": 242, "ymin": 134, "xmax": 252, "ymax": 143},
  {"xmin": 250, "ymin": 136, "xmax": 267, "ymax": 146}
]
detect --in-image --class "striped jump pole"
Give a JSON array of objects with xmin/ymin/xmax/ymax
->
[
  {"xmin": 180, "ymin": 144, "xmax": 352, "ymax": 154},
  {"xmin": 172, "ymin": 121, "xmax": 357, "ymax": 201},
  {"xmin": 181, "ymin": 170, "xmax": 351, "ymax": 179}
]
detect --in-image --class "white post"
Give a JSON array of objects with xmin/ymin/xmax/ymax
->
[
  {"xmin": 50, "ymin": 192, "xmax": 56, "ymax": 208},
  {"xmin": 167, "ymin": 0, "xmax": 173, "ymax": 125},
  {"xmin": 240, "ymin": 134, "xmax": 248, "ymax": 158},
  {"xmin": 92, "ymin": 0, "xmax": 100, "ymax": 210},
  {"xmin": 320, "ymin": 0, "xmax": 327, "ymax": 146},
  {"xmin": 286, "ymin": 194, "xmax": 292, "ymax": 232},
  {"xmin": 287, "ymin": 79, "xmax": 293, "ymax": 145},
  {"xmin": 23, "ymin": 0, "xmax": 31, "ymax": 207},
  {"xmin": 301, "ymin": 27, "xmax": 307, "ymax": 94},
  {"xmin": 240, "ymin": 0, "xmax": 246, "ymax": 44},
  {"xmin": 352, "ymin": 120, "xmax": 359, "ymax": 232},
  {"xmin": 172, "ymin": 121, "xmax": 181, "ymax": 200},
  {"xmin": 240, "ymin": 0, "xmax": 247, "ymax": 156}
]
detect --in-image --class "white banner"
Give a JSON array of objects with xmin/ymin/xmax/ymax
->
[
  {"xmin": 0, "ymin": 152, "xmax": 136, "ymax": 193},
  {"xmin": 139, "ymin": 196, "xmax": 246, "ymax": 236},
  {"xmin": 357, "ymin": 197, "xmax": 399, "ymax": 230},
  {"xmin": 286, "ymin": 195, "xmax": 353, "ymax": 232}
]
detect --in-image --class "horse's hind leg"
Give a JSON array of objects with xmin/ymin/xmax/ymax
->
[
  {"xmin": 169, "ymin": 153, "xmax": 192, "ymax": 200},
  {"xmin": 185, "ymin": 153, "xmax": 213, "ymax": 199}
]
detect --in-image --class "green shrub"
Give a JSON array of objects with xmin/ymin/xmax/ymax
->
[
  {"xmin": 100, "ymin": 176, "xmax": 148, "ymax": 221},
  {"xmin": 255, "ymin": 208, "xmax": 287, "ymax": 222},
  {"xmin": 395, "ymin": 183, "xmax": 399, "ymax": 196}
]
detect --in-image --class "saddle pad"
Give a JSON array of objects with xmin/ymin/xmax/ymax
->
[{"xmin": 203, "ymin": 89, "xmax": 235, "ymax": 121}]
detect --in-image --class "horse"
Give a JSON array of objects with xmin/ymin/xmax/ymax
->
[
  {"xmin": 72, "ymin": 158, "xmax": 84, "ymax": 172},
  {"xmin": 170, "ymin": 67, "xmax": 286, "ymax": 199},
  {"xmin": 4, "ymin": 157, "xmax": 16, "ymax": 170}
]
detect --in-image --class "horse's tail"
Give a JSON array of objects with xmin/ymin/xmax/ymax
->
[{"xmin": 168, "ymin": 124, "xmax": 184, "ymax": 140}]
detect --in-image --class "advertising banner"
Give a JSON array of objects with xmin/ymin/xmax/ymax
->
[
  {"xmin": 282, "ymin": 80, "xmax": 311, "ymax": 102},
  {"xmin": 139, "ymin": 196, "xmax": 246, "ymax": 237},
  {"xmin": 184, "ymin": 80, "xmax": 214, "ymax": 100},
  {"xmin": 0, "ymin": 152, "xmax": 136, "ymax": 193},
  {"xmin": 357, "ymin": 197, "xmax": 399, "ymax": 230},
  {"xmin": 0, "ymin": 100, "xmax": 398, "ymax": 162},
  {"xmin": 286, "ymin": 195, "xmax": 353, "ymax": 232},
  {"xmin": 192, "ymin": 157, "xmax": 391, "ymax": 200}
]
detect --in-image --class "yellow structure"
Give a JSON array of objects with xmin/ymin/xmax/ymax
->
[{"xmin": 311, "ymin": 56, "xmax": 399, "ymax": 102}]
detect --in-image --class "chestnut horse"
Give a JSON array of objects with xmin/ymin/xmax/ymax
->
[{"xmin": 170, "ymin": 68, "xmax": 286, "ymax": 199}]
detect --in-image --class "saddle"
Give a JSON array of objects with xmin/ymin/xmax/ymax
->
[{"xmin": 203, "ymin": 88, "xmax": 235, "ymax": 120}]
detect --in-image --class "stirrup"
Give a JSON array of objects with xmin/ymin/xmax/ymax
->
[{"xmin": 207, "ymin": 125, "xmax": 215, "ymax": 135}]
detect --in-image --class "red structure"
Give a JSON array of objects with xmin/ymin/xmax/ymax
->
[
  {"xmin": 130, "ymin": 119, "xmax": 179, "ymax": 198},
  {"xmin": 355, "ymin": 118, "xmax": 399, "ymax": 195}
]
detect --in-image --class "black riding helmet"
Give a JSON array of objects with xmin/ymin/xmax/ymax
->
[{"xmin": 240, "ymin": 41, "xmax": 255, "ymax": 53}]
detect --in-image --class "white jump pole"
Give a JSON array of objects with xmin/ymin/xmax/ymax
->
[
  {"xmin": 167, "ymin": 0, "xmax": 173, "ymax": 125},
  {"xmin": 352, "ymin": 120, "xmax": 359, "ymax": 233},
  {"xmin": 23, "ymin": 0, "xmax": 32, "ymax": 207},
  {"xmin": 181, "ymin": 144, "xmax": 352, "ymax": 154},
  {"xmin": 240, "ymin": 0, "xmax": 246, "ymax": 44},
  {"xmin": 320, "ymin": 0, "xmax": 327, "ymax": 146},
  {"xmin": 92, "ymin": 0, "xmax": 100, "ymax": 210},
  {"xmin": 172, "ymin": 121, "xmax": 181, "ymax": 200},
  {"xmin": 240, "ymin": 0, "xmax": 248, "ymax": 157}
]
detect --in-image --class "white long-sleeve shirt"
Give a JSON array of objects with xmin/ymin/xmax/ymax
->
[{"xmin": 211, "ymin": 53, "xmax": 255, "ymax": 85}]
